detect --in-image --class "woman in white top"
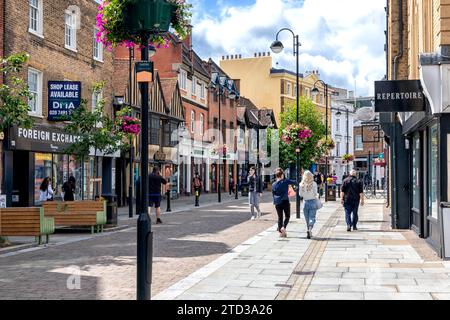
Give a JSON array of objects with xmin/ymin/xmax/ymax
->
[
  {"xmin": 299, "ymin": 170, "xmax": 320, "ymax": 239},
  {"xmin": 39, "ymin": 177, "xmax": 54, "ymax": 202}
]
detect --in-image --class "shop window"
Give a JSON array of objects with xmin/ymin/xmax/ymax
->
[
  {"xmin": 28, "ymin": 68, "xmax": 42, "ymax": 116},
  {"xmin": 412, "ymin": 134, "xmax": 421, "ymax": 210},
  {"xmin": 429, "ymin": 124, "xmax": 438, "ymax": 219}
]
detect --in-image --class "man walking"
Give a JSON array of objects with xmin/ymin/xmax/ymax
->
[
  {"xmin": 314, "ymin": 171, "xmax": 323, "ymax": 198},
  {"xmin": 341, "ymin": 170, "xmax": 364, "ymax": 231},
  {"xmin": 148, "ymin": 167, "xmax": 168, "ymax": 224}
]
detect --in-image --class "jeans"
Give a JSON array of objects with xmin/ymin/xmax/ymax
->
[
  {"xmin": 275, "ymin": 200, "xmax": 291, "ymax": 231},
  {"xmin": 303, "ymin": 199, "xmax": 318, "ymax": 229},
  {"xmin": 344, "ymin": 199, "xmax": 360, "ymax": 227},
  {"xmin": 249, "ymin": 192, "xmax": 261, "ymax": 218}
]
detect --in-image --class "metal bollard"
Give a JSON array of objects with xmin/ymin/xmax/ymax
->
[
  {"xmin": 166, "ymin": 190, "xmax": 171, "ymax": 212},
  {"xmin": 195, "ymin": 189, "xmax": 200, "ymax": 207},
  {"xmin": 235, "ymin": 183, "xmax": 239, "ymax": 199},
  {"xmin": 137, "ymin": 212, "xmax": 152, "ymax": 300}
]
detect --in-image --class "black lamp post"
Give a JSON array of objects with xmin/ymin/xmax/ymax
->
[
  {"xmin": 210, "ymin": 73, "xmax": 238, "ymax": 203},
  {"xmin": 271, "ymin": 28, "xmax": 301, "ymax": 219},
  {"xmin": 312, "ymin": 80, "xmax": 330, "ymax": 202}
]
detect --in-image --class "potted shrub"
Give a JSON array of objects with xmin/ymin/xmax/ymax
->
[{"xmin": 96, "ymin": 0, "xmax": 192, "ymax": 49}]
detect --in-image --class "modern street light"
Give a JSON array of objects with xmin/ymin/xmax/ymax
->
[
  {"xmin": 311, "ymin": 80, "xmax": 330, "ymax": 202},
  {"xmin": 270, "ymin": 28, "xmax": 301, "ymax": 219},
  {"xmin": 210, "ymin": 72, "xmax": 239, "ymax": 203}
]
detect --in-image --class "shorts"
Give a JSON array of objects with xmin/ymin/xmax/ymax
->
[{"xmin": 148, "ymin": 195, "xmax": 161, "ymax": 208}]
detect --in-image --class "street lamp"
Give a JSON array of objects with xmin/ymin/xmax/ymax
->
[
  {"xmin": 311, "ymin": 80, "xmax": 330, "ymax": 202},
  {"xmin": 249, "ymin": 109, "xmax": 273, "ymax": 180},
  {"xmin": 210, "ymin": 72, "xmax": 239, "ymax": 203},
  {"xmin": 271, "ymin": 28, "xmax": 301, "ymax": 219}
]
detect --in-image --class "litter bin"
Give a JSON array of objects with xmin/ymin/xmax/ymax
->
[
  {"xmin": 327, "ymin": 186, "xmax": 337, "ymax": 201},
  {"xmin": 102, "ymin": 194, "xmax": 118, "ymax": 226},
  {"xmin": 240, "ymin": 183, "xmax": 249, "ymax": 197}
]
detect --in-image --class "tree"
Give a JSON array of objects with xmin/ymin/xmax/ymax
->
[
  {"xmin": 0, "ymin": 53, "xmax": 33, "ymax": 244},
  {"xmin": 279, "ymin": 97, "xmax": 333, "ymax": 170},
  {"xmin": 64, "ymin": 82, "xmax": 128, "ymax": 199}
]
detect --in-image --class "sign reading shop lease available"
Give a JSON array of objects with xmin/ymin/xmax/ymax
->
[
  {"xmin": 375, "ymin": 80, "xmax": 426, "ymax": 112},
  {"xmin": 48, "ymin": 81, "xmax": 82, "ymax": 121}
]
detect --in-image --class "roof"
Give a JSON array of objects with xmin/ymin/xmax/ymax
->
[
  {"xmin": 159, "ymin": 77, "xmax": 185, "ymax": 121},
  {"xmin": 237, "ymin": 97, "xmax": 277, "ymax": 129},
  {"xmin": 270, "ymin": 68, "xmax": 304, "ymax": 78}
]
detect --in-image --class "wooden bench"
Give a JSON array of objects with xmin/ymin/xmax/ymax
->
[
  {"xmin": 42, "ymin": 201, "xmax": 107, "ymax": 234},
  {"xmin": 0, "ymin": 207, "xmax": 55, "ymax": 245}
]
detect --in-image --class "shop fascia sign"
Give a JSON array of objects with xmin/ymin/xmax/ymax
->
[
  {"xmin": 374, "ymin": 80, "xmax": 426, "ymax": 112},
  {"xmin": 8, "ymin": 125, "xmax": 81, "ymax": 154}
]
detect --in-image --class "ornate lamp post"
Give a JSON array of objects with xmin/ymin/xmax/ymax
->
[
  {"xmin": 312, "ymin": 80, "xmax": 330, "ymax": 202},
  {"xmin": 210, "ymin": 73, "xmax": 238, "ymax": 203},
  {"xmin": 270, "ymin": 28, "xmax": 301, "ymax": 219}
]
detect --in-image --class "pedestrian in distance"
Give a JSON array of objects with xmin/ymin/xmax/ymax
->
[
  {"xmin": 271, "ymin": 168, "xmax": 298, "ymax": 238},
  {"xmin": 299, "ymin": 170, "xmax": 320, "ymax": 239},
  {"xmin": 193, "ymin": 172, "xmax": 203, "ymax": 202},
  {"xmin": 341, "ymin": 169, "xmax": 365, "ymax": 231},
  {"xmin": 39, "ymin": 177, "xmax": 54, "ymax": 202},
  {"xmin": 62, "ymin": 176, "xmax": 76, "ymax": 201},
  {"xmin": 148, "ymin": 167, "xmax": 168, "ymax": 224},
  {"xmin": 314, "ymin": 171, "xmax": 323, "ymax": 198},
  {"xmin": 247, "ymin": 167, "xmax": 262, "ymax": 220}
]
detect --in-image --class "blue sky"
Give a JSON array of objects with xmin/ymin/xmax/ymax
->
[{"xmin": 188, "ymin": 0, "xmax": 386, "ymax": 96}]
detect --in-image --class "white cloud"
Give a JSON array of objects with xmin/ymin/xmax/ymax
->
[{"xmin": 191, "ymin": 0, "xmax": 386, "ymax": 96}]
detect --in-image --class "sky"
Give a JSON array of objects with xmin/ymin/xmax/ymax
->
[{"xmin": 189, "ymin": 0, "xmax": 386, "ymax": 96}]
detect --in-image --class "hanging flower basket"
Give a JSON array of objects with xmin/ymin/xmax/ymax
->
[
  {"xmin": 96, "ymin": 0, "xmax": 192, "ymax": 49},
  {"xmin": 281, "ymin": 124, "xmax": 312, "ymax": 146},
  {"xmin": 342, "ymin": 153, "xmax": 354, "ymax": 162},
  {"xmin": 118, "ymin": 116, "xmax": 141, "ymax": 135},
  {"xmin": 319, "ymin": 137, "xmax": 335, "ymax": 150}
]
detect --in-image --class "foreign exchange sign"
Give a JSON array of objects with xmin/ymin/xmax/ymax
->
[
  {"xmin": 375, "ymin": 80, "xmax": 426, "ymax": 112},
  {"xmin": 48, "ymin": 81, "xmax": 82, "ymax": 121}
]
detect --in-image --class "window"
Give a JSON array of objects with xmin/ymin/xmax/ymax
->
[
  {"xmin": 29, "ymin": 0, "xmax": 43, "ymax": 36},
  {"xmin": 192, "ymin": 76, "xmax": 197, "ymax": 96},
  {"xmin": 355, "ymin": 135, "xmax": 363, "ymax": 150},
  {"xmin": 200, "ymin": 83, "xmax": 205, "ymax": 99},
  {"xmin": 320, "ymin": 94, "xmax": 323, "ymax": 104},
  {"xmin": 190, "ymin": 111, "xmax": 195, "ymax": 133},
  {"xmin": 286, "ymin": 83, "xmax": 291, "ymax": 96},
  {"xmin": 336, "ymin": 118, "xmax": 340, "ymax": 132},
  {"xmin": 28, "ymin": 68, "xmax": 42, "ymax": 116},
  {"xmin": 150, "ymin": 116, "xmax": 160, "ymax": 145},
  {"xmin": 92, "ymin": 90, "xmax": 103, "ymax": 111},
  {"xmin": 429, "ymin": 124, "xmax": 438, "ymax": 219},
  {"xmin": 199, "ymin": 114, "xmax": 204, "ymax": 136},
  {"xmin": 293, "ymin": 85, "xmax": 297, "ymax": 97},
  {"xmin": 65, "ymin": 12, "xmax": 77, "ymax": 51},
  {"xmin": 93, "ymin": 27, "xmax": 103, "ymax": 61},
  {"xmin": 179, "ymin": 70, "xmax": 187, "ymax": 90},
  {"xmin": 336, "ymin": 142, "xmax": 341, "ymax": 157}
]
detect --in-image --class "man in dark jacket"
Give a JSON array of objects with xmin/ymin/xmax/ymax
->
[
  {"xmin": 148, "ymin": 167, "xmax": 167, "ymax": 224},
  {"xmin": 341, "ymin": 170, "xmax": 364, "ymax": 231}
]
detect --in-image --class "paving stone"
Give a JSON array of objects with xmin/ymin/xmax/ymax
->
[
  {"xmin": 431, "ymin": 293, "xmax": 450, "ymax": 300},
  {"xmin": 339, "ymin": 285, "xmax": 397, "ymax": 292},
  {"xmin": 365, "ymin": 278, "xmax": 416, "ymax": 285},
  {"xmin": 311, "ymin": 278, "xmax": 365, "ymax": 285},
  {"xmin": 342, "ymin": 272, "xmax": 398, "ymax": 279},
  {"xmin": 303, "ymin": 292, "xmax": 364, "ymax": 300},
  {"xmin": 306, "ymin": 285, "xmax": 340, "ymax": 292},
  {"xmin": 397, "ymin": 285, "xmax": 450, "ymax": 293},
  {"xmin": 221, "ymin": 286, "xmax": 280, "ymax": 297}
]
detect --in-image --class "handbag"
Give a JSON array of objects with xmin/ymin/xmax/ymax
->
[
  {"xmin": 288, "ymin": 186, "xmax": 296, "ymax": 197},
  {"xmin": 315, "ymin": 198, "xmax": 323, "ymax": 210}
]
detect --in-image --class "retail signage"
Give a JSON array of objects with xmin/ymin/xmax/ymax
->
[
  {"xmin": 0, "ymin": 195, "xmax": 6, "ymax": 208},
  {"xmin": 375, "ymin": 80, "xmax": 425, "ymax": 112},
  {"xmin": 8, "ymin": 125, "xmax": 81, "ymax": 154},
  {"xmin": 154, "ymin": 150, "xmax": 166, "ymax": 161},
  {"xmin": 48, "ymin": 81, "xmax": 82, "ymax": 121},
  {"xmin": 136, "ymin": 62, "xmax": 154, "ymax": 83}
]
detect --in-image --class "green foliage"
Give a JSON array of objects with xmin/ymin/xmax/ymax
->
[
  {"xmin": 279, "ymin": 97, "xmax": 328, "ymax": 169},
  {"xmin": 64, "ymin": 82, "xmax": 128, "ymax": 158},
  {"xmin": 0, "ymin": 53, "xmax": 33, "ymax": 134}
]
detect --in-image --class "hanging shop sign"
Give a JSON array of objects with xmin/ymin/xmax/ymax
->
[
  {"xmin": 136, "ymin": 61, "xmax": 154, "ymax": 83},
  {"xmin": 375, "ymin": 80, "xmax": 426, "ymax": 112},
  {"xmin": 48, "ymin": 81, "xmax": 82, "ymax": 121},
  {"xmin": 8, "ymin": 125, "xmax": 81, "ymax": 154}
]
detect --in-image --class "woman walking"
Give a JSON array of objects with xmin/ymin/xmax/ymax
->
[
  {"xmin": 272, "ymin": 168, "xmax": 298, "ymax": 237},
  {"xmin": 247, "ymin": 167, "xmax": 262, "ymax": 220},
  {"xmin": 39, "ymin": 177, "xmax": 54, "ymax": 202},
  {"xmin": 299, "ymin": 170, "xmax": 320, "ymax": 239}
]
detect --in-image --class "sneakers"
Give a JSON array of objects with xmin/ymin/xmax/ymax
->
[
  {"xmin": 257, "ymin": 212, "xmax": 262, "ymax": 219},
  {"xmin": 251, "ymin": 216, "xmax": 256, "ymax": 221},
  {"xmin": 280, "ymin": 227, "xmax": 287, "ymax": 238},
  {"xmin": 353, "ymin": 225, "xmax": 358, "ymax": 231},
  {"xmin": 347, "ymin": 226, "xmax": 352, "ymax": 232},
  {"xmin": 156, "ymin": 218, "xmax": 163, "ymax": 224},
  {"xmin": 307, "ymin": 227, "xmax": 313, "ymax": 239}
]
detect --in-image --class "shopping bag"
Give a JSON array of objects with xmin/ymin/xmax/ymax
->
[{"xmin": 288, "ymin": 186, "xmax": 296, "ymax": 197}]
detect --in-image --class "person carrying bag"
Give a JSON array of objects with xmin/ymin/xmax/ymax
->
[{"xmin": 299, "ymin": 170, "xmax": 321, "ymax": 239}]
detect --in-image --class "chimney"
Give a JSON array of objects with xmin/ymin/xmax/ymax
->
[
  {"xmin": 268, "ymin": 52, "xmax": 271, "ymax": 56},
  {"xmin": 262, "ymin": 52, "xmax": 266, "ymax": 57},
  {"xmin": 182, "ymin": 25, "xmax": 193, "ymax": 50},
  {"xmin": 226, "ymin": 55, "xmax": 229, "ymax": 60},
  {"xmin": 254, "ymin": 53, "xmax": 257, "ymax": 57},
  {"xmin": 222, "ymin": 56, "xmax": 225, "ymax": 60},
  {"xmin": 239, "ymin": 54, "xmax": 242, "ymax": 59}
]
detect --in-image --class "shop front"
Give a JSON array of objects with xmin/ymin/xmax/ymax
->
[{"xmin": 3, "ymin": 124, "xmax": 116, "ymax": 207}]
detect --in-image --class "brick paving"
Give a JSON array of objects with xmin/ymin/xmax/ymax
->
[{"xmin": 0, "ymin": 194, "xmax": 276, "ymax": 299}]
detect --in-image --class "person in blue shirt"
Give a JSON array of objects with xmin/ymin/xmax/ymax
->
[{"xmin": 271, "ymin": 168, "xmax": 298, "ymax": 238}]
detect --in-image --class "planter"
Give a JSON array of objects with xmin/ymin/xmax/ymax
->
[{"xmin": 123, "ymin": 0, "xmax": 177, "ymax": 34}]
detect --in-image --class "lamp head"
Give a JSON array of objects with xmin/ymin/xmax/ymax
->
[
  {"xmin": 336, "ymin": 110, "xmax": 342, "ymax": 116},
  {"xmin": 149, "ymin": 45, "xmax": 156, "ymax": 58},
  {"xmin": 228, "ymin": 91, "xmax": 237, "ymax": 100},
  {"xmin": 311, "ymin": 87, "xmax": 320, "ymax": 97},
  {"xmin": 270, "ymin": 40, "xmax": 284, "ymax": 54},
  {"xmin": 209, "ymin": 72, "xmax": 219, "ymax": 89}
]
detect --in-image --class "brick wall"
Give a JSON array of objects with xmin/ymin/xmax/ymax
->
[
  {"xmin": 0, "ymin": 0, "xmax": 4, "ymax": 85},
  {"xmin": 353, "ymin": 126, "xmax": 385, "ymax": 159},
  {"xmin": 388, "ymin": 0, "xmax": 409, "ymax": 80},
  {"xmin": 4, "ymin": 0, "xmax": 115, "ymax": 120}
]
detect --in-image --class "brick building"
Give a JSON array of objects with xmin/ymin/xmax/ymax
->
[
  {"xmin": 382, "ymin": 0, "xmax": 450, "ymax": 258},
  {"xmin": 1, "ymin": 0, "xmax": 116, "ymax": 207}
]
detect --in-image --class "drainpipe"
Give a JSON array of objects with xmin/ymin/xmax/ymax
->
[{"xmin": 392, "ymin": 0, "xmax": 403, "ymax": 81}]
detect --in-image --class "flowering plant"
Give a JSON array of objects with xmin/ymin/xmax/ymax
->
[
  {"xmin": 318, "ymin": 137, "xmax": 335, "ymax": 150},
  {"xmin": 96, "ymin": 0, "xmax": 192, "ymax": 49},
  {"xmin": 342, "ymin": 153, "xmax": 354, "ymax": 162},
  {"xmin": 118, "ymin": 115, "xmax": 141, "ymax": 135},
  {"xmin": 281, "ymin": 124, "xmax": 312, "ymax": 146}
]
